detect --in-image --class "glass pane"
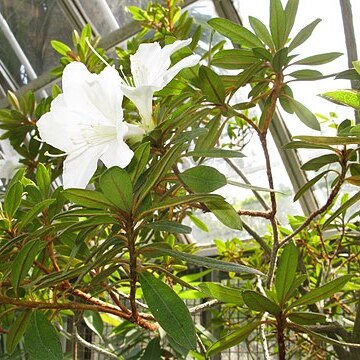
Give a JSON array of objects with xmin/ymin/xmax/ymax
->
[{"xmin": 0, "ymin": 0, "xmax": 74, "ymax": 83}]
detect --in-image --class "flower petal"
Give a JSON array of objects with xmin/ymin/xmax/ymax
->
[
  {"xmin": 162, "ymin": 54, "xmax": 200, "ymax": 88},
  {"xmin": 100, "ymin": 140, "xmax": 134, "ymax": 168},
  {"xmin": 130, "ymin": 43, "xmax": 164, "ymax": 87},
  {"xmin": 62, "ymin": 62, "xmax": 123, "ymax": 126},
  {"xmin": 161, "ymin": 39, "xmax": 192, "ymax": 59},
  {"xmin": 62, "ymin": 146, "xmax": 104, "ymax": 189},
  {"xmin": 121, "ymin": 85, "xmax": 157, "ymax": 127},
  {"xmin": 37, "ymin": 95, "xmax": 78, "ymax": 153}
]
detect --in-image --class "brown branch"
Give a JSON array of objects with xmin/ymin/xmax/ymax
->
[{"xmin": 0, "ymin": 294, "xmax": 157, "ymax": 331}]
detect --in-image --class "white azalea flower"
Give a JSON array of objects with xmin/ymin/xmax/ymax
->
[
  {"xmin": 0, "ymin": 135, "xmax": 21, "ymax": 181},
  {"xmin": 37, "ymin": 62, "xmax": 143, "ymax": 189},
  {"xmin": 120, "ymin": 39, "xmax": 200, "ymax": 130}
]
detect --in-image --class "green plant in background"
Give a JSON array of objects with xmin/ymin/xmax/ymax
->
[{"xmin": 0, "ymin": 0, "xmax": 359, "ymax": 359}]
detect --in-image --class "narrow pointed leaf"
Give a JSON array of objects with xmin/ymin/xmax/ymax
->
[
  {"xmin": 212, "ymin": 49, "xmax": 257, "ymax": 69},
  {"xmin": 301, "ymin": 154, "xmax": 339, "ymax": 171},
  {"xmin": 140, "ymin": 338, "xmax": 161, "ymax": 360},
  {"xmin": 323, "ymin": 191, "xmax": 360, "ymax": 229},
  {"xmin": 136, "ymin": 142, "xmax": 187, "ymax": 206},
  {"xmin": 275, "ymin": 242, "xmax": 298, "ymax": 304},
  {"xmin": 184, "ymin": 149, "xmax": 244, "ymax": 159},
  {"xmin": 138, "ymin": 194, "xmax": 223, "ymax": 217},
  {"xmin": 242, "ymin": 290, "xmax": 281, "ymax": 315},
  {"xmin": 294, "ymin": 52, "xmax": 342, "ymax": 66},
  {"xmin": 288, "ymin": 98, "xmax": 320, "ymax": 130},
  {"xmin": 320, "ymin": 90, "xmax": 360, "ymax": 110},
  {"xmin": 179, "ymin": 165, "xmax": 227, "ymax": 193},
  {"xmin": 249, "ymin": 16, "xmax": 274, "ymax": 49},
  {"xmin": 199, "ymin": 66, "xmax": 225, "ymax": 104},
  {"xmin": 140, "ymin": 244, "xmax": 264, "ymax": 276},
  {"xmin": 24, "ymin": 311, "xmax": 63, "ymax": 360},
  {"xmin": 18, "ymin": 199, "xmax": 55, "ymax": 231},
  {"xmin": 83, "ymin": 310, "xmax": 104, "ymax": 338},
  {"xmin": 288, "ymin": 19, "xmax": 321, "ymax": 51},
  {"xmin": 208, "ymin": 18, "xmax": 263, "ymax": 48},
  {"xmin": 11, "ymin": 239, "xmax": 45, "ymax": 295},
  {"xmin": 6, "ymin": 310, "xmax": 32, "ymax": 354},
  {"xmin": 294, "ymin": 135, "xmax": 360, "ymax": 145},
  {"xmin": 288, "ymin": 312, "xmax": 326, "ymax": 325},
  {"xmin": 294, "ymin": 170, "xmax": 330, "ymax": 201},
  {"xmin": 289, "ymin": 275, "xmax": 352, "ymax": 309},
  {"xmin": 100, "ymin": 166, "xmax": 133, "ymax": 212},
  {"xmin": 270, "ymin": 0, "xmax": 286, "ymax": 49},
  {"xmin": 145, "ymin": 220, "xmax": 192, "ymax": 234},
  {"xmin": 206, "ymin": 199, "xmax": 242, "ymax": 230},
  {"xmin": 198, "ymin": 283, "xmax": 243, "ymax": 304},
  {"xmin": 63, "ymin": 189, "xmax": 113, "ymax": 209},
  {"xmin": 284, "ymin": 0, "xmax": 299, "ymax": 40},
  {"xmin": 4, "ymin": 181, "xmax": 23, "ymax": 218},
  {"xmin": 207, "ymin": 321, "xmax": 262, "ymax": 357},
  {"xmin": 126, "ymin": 142, "xmax": 150, "ymax": 183},
  {"xmin": 139, "ymin": 272, "xmax": 197, "ymax": 351}
]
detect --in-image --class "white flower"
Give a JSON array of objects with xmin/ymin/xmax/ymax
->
[
  {"xmin": 0, "ymin": 135, "xmax": 21, "ymax": 182},
  {"xmin": 37, "ymin": 62, "xmax": 143, "ymax": 189},
  {"xmin": 120, "ymin": 39, "xmax": 200, "ymax": 129}
]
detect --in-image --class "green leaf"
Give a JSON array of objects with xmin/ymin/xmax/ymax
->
[
  {"xmin": 138, "ymin": 194, "xmax": 222, "ymax": 218},
  {"xmin": 184, "ymin": 149, "xmax": 244, "ymax": 159},
  {"xmin": 140, "ymin": 244, "xmax": 264, "ymax": 276},
  {"xmin": 63, "ymin": 189, "xmax": 113, "ymax": 210},
  {"xmin": 270, "ymin": 0, "xmax": 286, "ymax": 49},
  {"xmin": 187, "ymin": 212, "xmax": 209, "ymax": 232},
  {"xmin": 294, "ymin": 135, "xmax": 360, "ymax": 145},
  {"xmin": 249, "ymin": 16, "xmax": 274, "ymax": 49},
  {"xmin": 11, "ymin": 239, "xmax": 45, "ymax": 295},
  {"xmin": 206, "ymin": 199, "xmax": 242, "ymax": 230},
  {"xmin": 288, "ymin": 98, "xmax": 320, "ymax": 130},
  {"xmin": 212, "ymin": 49, "xmax": 257, "ymax": 69},
  {"xmin": 323, "ymin": 191, "xmax": 360, "ymax": 229},
  {"xmin": 283, "ymin": 141, "xmax": 332, "ymax": 150},
  {"xmin": 275, "ymin": 242, "xmax": 298, "ymax": 305},
  {"xmin": 288, "ymin": 312, "xmax": 326, "ymax": 325},
  {"xmin": 208, "ymin": 18, "xmax": 263, "ymax": 48},
  {"xmin": 320, "ymin": 90, "xmax": 360, "ymax": 110},
  {"xmin": 301, "ymin": 154, "xmax": 339, "ymax": 171},
  {"xmin": 172, "ymin": 128, "xmax": 209, "ymax": 144},
  {"xmin": 51, "ymin": 40, "xmax": 72, "ymax": 56},
  {"xmin": 198, "ymin": 283, "xmax": 243, "ymax": 304},
  {"xmin": 294, "ymin": 52, "xmax": 342, "ymax": 66},
  {"xmin": 284, "ymin": 0, "xmax": 299, "ymax": 41},
  {"xmin": 288, "ymin": 19, "xmax": 321, "ymax": 51},
  {"xmin": 207, "ymin": 322, "xmax": 262, "ymax": 357},
  {"xmin": 127, "ymin": 142, "xmax": 150, "ymax": 183},
  {"xmin": 145, "ymin": 220, "xmax": 192, "ymax": 234},
  {"xmin": 18, "ymin": 199, "xmax": 55, "ymax": 231},
  {"xmin": 6, "ymin": 310, "xmax": 32, "ymax": 354},
  {"xmin": 83, "ymin": 310, "xmax": 104, "ymax": 338},
  {"xmin": 24, "ymin": 311, "xmax": 63, "ymax": 360},
  {"xmin": 99, "ymin": 166, "xmax": 133, "ymax": 212},
  {"xmin": 179, "ymin": 165, "xmax": 227, "ymax": 193},
  {"xmin": 4, "ymin": 181, "xmax": 23, "ymax": 218},
  {"xmin": 294, "ymin": 170, "xmax": 330, "ymax": 201},
  {"xmin": 288, "ymin": 69, "xmax": 323, "ymax": 80},
  {"xmin": 139, "ymin": 272, "xmax": 197, "ymax": 351},
  {"xmin": 242, "ymin": 290, "xmax": 281, "ymax": 315},
  {"xmin": 271, "ymin": 47, "xmax": 289, "ymax": 72},
  {"xmin": 36, "ymin": 163, "xmax": 51, "ymax": 197},
  {"xmin": 289, "ymin": 275, "xmax": 352, "ymax": 309},
  {"xmin": 140, "ymin": 338, "xmax": 161, "ymax": 360},
  {"xmin": 199, "ymin": 66, "xmax": 225, "ymax": 104},
  {"xmin": 136, "ymin": 143, "xmax": 187, "ymax": 206}
]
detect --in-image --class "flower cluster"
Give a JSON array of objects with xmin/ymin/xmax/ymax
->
[{"xmin": 37, "ymin": 39, "xmax": 200, "ymax": 189}]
